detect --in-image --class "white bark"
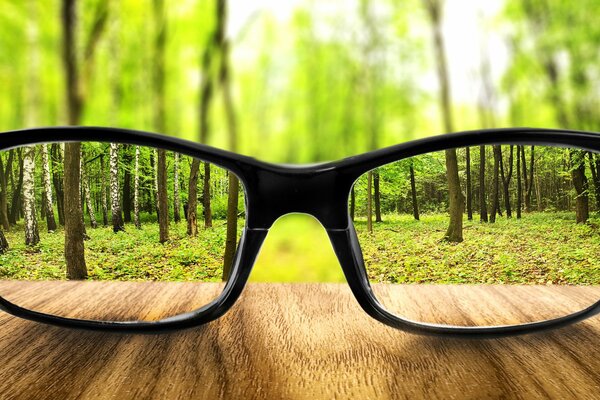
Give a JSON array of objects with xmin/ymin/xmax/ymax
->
[
  {"xmin": 174, "ymin": 152, "xmax": 180, "ymax": 222},
  {"xmin": 23, "ymin": 145, "xmax": 39, "ymax": 246},
  {"xmin": 110, "ymin": 142, "xmax": 123, "ymax": 231},
  {"xmin": 134, "ymin": 146, "xmax": 141, "ymax": 228},
  {"xmin": 100, "ymin": 155, "xmax": 108, "ymax": 226}
]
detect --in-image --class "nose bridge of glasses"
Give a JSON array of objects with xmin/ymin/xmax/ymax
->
[{"xmin": 245, "ymin": 168, "xmax": 352, "ymax": 230}]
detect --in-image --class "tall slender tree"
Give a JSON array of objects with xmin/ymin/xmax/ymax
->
[
  {"xmin": 479, "ymin": 145, "xmax": 488, "ymax": 222},
  {"xmin": 219, "ymin": 0, "xmax": 241, "ymax": 279},
  {"xmin": 153, "ymin": 0, "xmax": 169, "ymax": 242},
  {"xmin": 41, "ymin": 145, "xmax": 57, "ymax": 231},
  {"xmin": 0, "ymin": 152, "xmax": 13, "ymax": 231},
  {"xmin": 189, "ymin": 0, "xmax": 220, "ymax": 236},
  {"xmin": 23, "ymin": 145, "xmax": 39, "ymax": 246},
  {"xmin": 424, "ymin": 0, "xmax": 464, "ymax": 242},
  {"xmin": 110, "ymin": 143, "xmax": 124, "ymax": 232},
  {"xmin": 173, "ymin": 152, "xmax": 181, "ymax": 223},
  {"xmin": 133, "ymin": 146, "xmax": 141, "ymax": 229},
  {"xmin": 409, "ymin": 162, "xmax": 420, "ymax": 220},
  {"xmin": 499, "ymin": 145, "xmax": 514, "ymax": 218}
]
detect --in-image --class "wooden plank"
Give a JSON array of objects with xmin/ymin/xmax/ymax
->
[{"xmin": 0, "ymin": 282, "xmax": 599, "ymax": 399}]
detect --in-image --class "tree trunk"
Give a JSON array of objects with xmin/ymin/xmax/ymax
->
[
  {"xmin": 373, "ymin": 170, "xmax": 382, "ymax": 222},
  {"xmin": 424, "ymin": 0, "xmax": 463, "ymax": 242},
  {"xmin": 490, "ymin": 145, "xmax": 501, "ymax": 223},
  {"xmin": 10, "ymin": 152, "xmax": 24, "ymax": 225},
  {"xmin": 41, "ymin": 144, "xmax": 57, "ymax": 231},
  {"xmin": 588, "ymin": 152, "xmax": 600, "ymax": 211},
  {"xmin": 134, "ymin": 146, "xmax": 141, "ymax": 229},
  {"xmin": 409, "ymin": 163, "xmax": 420, "ymax": 220},
  {"xmin": 157, "ymin": 149, "xmax": 169, "ymax": 242},
  {"xmin": 367, "ymin": 171, "xmax": 373, "ymax": 233},
  {"xmin": 570, "ymin": 150, "xmax": 589, "ymax": 223},
  {"xmin": 187, "ymin": 159, "xmax": 200, "ymax": 236},
  {"xmin": 173, "ymin": 152, "xmax": 181, "ymax": 223},
  {"xmin": 110, "ymin": 143, "xmax": 124, "ymax": 232},
  {"xmin": 81, "ymin": 155, "xmax": 97, "ymax": 229},
  {"xmin": 479, "ymin": 145, "xmax": 488, "ymax": 222},
  {"xmin": 122, "ymin": 146, "xmax": 132, "ymax": 223},
  {"xmin": 203, "ymin": 162, "xmax": 212, "ymax": 228},
  {"xmin": 0, "ymin": 228, "xmax": 8, "ymax": 254},
  {"xmin": 64, "ymin": 143, "xmax": 87, "ymax": 279},
  {"xmin": 466, "ymin": 147, "xmax": 472, "ymax": 220},
  {"xmin": 219, "ymin": 1, "xmax": 240, "ymax": 280},
  {"xmin": 516, "ymin": 145, "xmax": 522, "ymax": 219},
  {"xmin": 100, "ymin": 154, "xmax": 108, "ymax": 226},
  {"xmin": 51, "ymin": 144, "xmax": 65, "ymax": 226},
  {"xmin": 23, "ymin": 145, "xmax": 40, "ymax": 246},
  {"xmin": 499, "ymin": 145, "xmax": 513, "ymax": 218},
  {"xmin": 0, "ymin": 152, "xmax": 13, "ymax": 231}
]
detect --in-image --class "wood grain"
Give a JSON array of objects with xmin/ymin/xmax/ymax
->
[{"xmin": 0, "ymin": 282, "xmax": 599, "ymax": 399}]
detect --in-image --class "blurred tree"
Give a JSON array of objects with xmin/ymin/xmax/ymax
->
[{"xmin": 423, "ymin": 0, "xmax": 464, "ymax": 242}]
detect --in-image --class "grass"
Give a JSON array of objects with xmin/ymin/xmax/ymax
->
[
  {"xmin": 1, "ymin": 212, "xmax": 599, "ymax": 285},
  {"xmin": 0, "ymin": 218, "xmax": 244, "ymax": 282},
  {"xmin": 355, "ymin": 212, "xmax": 600, "ymax": 285}
]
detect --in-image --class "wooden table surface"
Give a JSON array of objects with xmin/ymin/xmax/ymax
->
[{"xmin": 0, "ymin": 282, "xmax": 599, "ymax": 400}]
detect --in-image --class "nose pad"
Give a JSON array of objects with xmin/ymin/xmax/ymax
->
[{"xmin": 248, "ymin": 214, "xmax": 346, "ymax": 283}]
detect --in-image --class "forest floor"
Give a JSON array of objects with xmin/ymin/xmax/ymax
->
[
  {"xmin": 0, "ymin": 212, "xmax": 599, "ymax": 285},
  {"xmin": 355, "ymin": 212, "xmax": 600, "ymax": 285}
]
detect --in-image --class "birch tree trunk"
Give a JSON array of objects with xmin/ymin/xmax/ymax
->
[
  {"xmin": 41, "ymin": 145, "xmax": 57, "ymax": 231},
  {"xmin": 23, "ymin": 145, "xmax": 40, "ymax": 246},
  {"xmin": 134, "ymin": 146, "xmax": 141, "ymax": 229},
  {"xmin": 173, "ymin": 152, "xmax": 181, "ymax": 223},
  {"xmin": 110, "ymin": 143, "xmax": 124, "ymax": 232}
]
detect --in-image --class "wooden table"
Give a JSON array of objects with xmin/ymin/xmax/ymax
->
[{"xmin": 0, "ymin": 282, "xmax": 599, "ymax": 399}]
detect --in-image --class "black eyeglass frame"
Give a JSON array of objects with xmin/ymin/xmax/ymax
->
[{"xmin": 1, "ymin": 126, "xmax": 599, "ymax": 338}]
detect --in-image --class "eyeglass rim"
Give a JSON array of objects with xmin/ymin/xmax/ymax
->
[{"xmin": 1, "ymin": 125, "xmax": 599, "ymax": 337}]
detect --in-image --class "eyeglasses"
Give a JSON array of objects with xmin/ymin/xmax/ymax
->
[{"xmin": 0, "ymin": 126, "xmax": 599, "ymax": 337}]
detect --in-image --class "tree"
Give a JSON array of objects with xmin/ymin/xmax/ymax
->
[
  {"xmin": 0, "ymin": 228, "xmax": 8, "ymax": 254},
  {"xmin": 0, "ymin": 152, "xmax": 13, "ymax": 231},
  {"xmin": 41, "ymin": 145, "xmax": 57, "ymax": 231},
  {"xmin": 173, "ymin": 152, "xmax": 181, "ymax": 223},
  {"xmin": 81, "ymin": 153, "xmax": 98, "ymax": 228},
  {"xmin": 479, "ymin": 145, "xmax": 488, "ymax": 222},
  {"xmin": 133, "ymin": 146, "xmax": 141, "ymax": 229},
  {"xmin": 110, "ymin": 143, "xmax": 124, "ymax": 232},
  {"xmin": 22, "ymin": 145, "xmax": 39, "ymax": 246},
  {"xmin": 62, "ymin": 0, "xmax": 85, "ymax": 279},
  {"xmin": 490, "ymin": 145, "xmax": 501, "ymax": 223},
  {"xmin": 409, "ymin": 162, "xmax": 420, "ymax": 220},
  {"xmin": 189, "ymin": 0, "xmax": 220, "ymax": 236},
  {"xmin": 219, "ymin": 0, "xmax": 241, "ymax": 279},
  {"xmin": 62, "ymin": 0, "xmax": 108, "ymax": 278},
  {"xmin": 100, "ymin": 154, "xmax": 109, "ymax": 226},
  {"xmin": 51, "ymin": 144, "xmax": 65, "ymax": 226},
  {"xmin": 465, "ymin": 147, "xmax": 472, "ymax": 220},
  {"xmin": 516, "ymin": 145, "xmax": 522, "ymax": 219},
  {"xmin": 153, "ymin": 0, "xmax": 169, "ymax": 243},
  {"xmin": 570, "ymin": 150, "xmax": 589, "ymax": 223},
  {"xmin": 157, "ymin": 149, "xmax": 169, "ymax": 242},
  {"xmin": 23, "ymin": 2, "xmax": 40, "ymax": 246},
  {"xmin": 424, "ymin": 0, "xmax": 464, "ymax": 242},
  {"xmin": 499, "ymin": 145, "xmax": 514, "ymax": 218}
]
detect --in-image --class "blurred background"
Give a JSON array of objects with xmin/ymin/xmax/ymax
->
[{"xmin": 0, "ymin": 0, "xmax": 598, "ymax": 282}]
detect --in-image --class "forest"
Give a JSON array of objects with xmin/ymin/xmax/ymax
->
[{"xmin": 0, "ymin": 0, "xmax": 599, "ymax": 285}]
